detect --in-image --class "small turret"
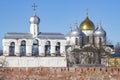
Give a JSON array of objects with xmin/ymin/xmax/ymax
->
[{"xmin": 30, "ymin": 3, "xmax": 40, "ymax": 37}]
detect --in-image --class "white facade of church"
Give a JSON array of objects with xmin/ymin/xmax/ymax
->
[{"xmin": 1, "ymin": 5, "xmax": 114, "ymax": 67}]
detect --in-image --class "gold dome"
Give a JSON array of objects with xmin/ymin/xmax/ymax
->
[{"xmin": 80, "ymin": 16, "xmax": 95, "ymax": 30}]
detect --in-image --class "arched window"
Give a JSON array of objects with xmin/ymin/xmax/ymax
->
[
  {"xmin": 99, "ymin": 38, "xmax": 102, "ymax": 47},
  {"xmin": 32, "ymin": 39, "xmax": 39, "ymax": 56},
  {"xmin": 45, "ymin": 41, "xmax": 51, "ymax": 56},
  {"xmin": 75, "ymin": 38, "xmax": 78, "ymax": 45},
  {"xmin": 55, "ymin": 42, "xmax": 60, "ymax": 56},
  {"xmin": 20, "ymin": 40, "xmax": 26, "ymax": 56},
  {"xmin": 9, "ymin": 42, "xmax": 15, "ymax": 56},
  {"xmin": 81, "ymin": 36, "xmax": 84, "ymax": 47},
  {"xmin": 87, "ymin": 36, "xmax": 89, "ymax": 43}
]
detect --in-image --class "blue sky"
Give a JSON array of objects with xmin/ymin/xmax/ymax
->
[{"xmin": 0, "ymin": 0, "xmax": 120, "ymax": 49}]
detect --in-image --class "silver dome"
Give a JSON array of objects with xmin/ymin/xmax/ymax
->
[
  {"xmin": 67, "ymin": 26, "xmax": 83, "ymax": 37},
  {"xmin": 94, "ymin": 25, "xmax": 106, "ymax": 37},
  {"xmin": 29, "ymin": 14, "xmax": 40, "ymax": 24}
]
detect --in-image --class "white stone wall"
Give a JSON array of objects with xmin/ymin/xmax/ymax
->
[
  {"xmin": 70, "ymin": 37, "xmax": 77, "ymax": 45},
  {"xmin": 82, "ymin": 30, "xmax": 94, "ymax": 44},
  {"xmin": 5, "ymin": 57, "xmax": 67, "ymax": 67},
  {"xmin": 82, "ymin": 30, "xmax": 93, "ymax": 36},
  {"xmin": 66, "ymin": 37, "xmax": 82, "ymax": 46},
  {"xmin": 94, "ymin": 36, "xmax": 106, "ymax": 47}
]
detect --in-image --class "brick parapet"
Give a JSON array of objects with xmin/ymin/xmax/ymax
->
[{"xmin": 0, "ymin": 67, "xmax": 120, "ymax": 80}]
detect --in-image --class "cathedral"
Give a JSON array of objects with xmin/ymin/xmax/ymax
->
[{"xmin": 1, "ymin": 4, "xmax": 114, "ymax": 67}]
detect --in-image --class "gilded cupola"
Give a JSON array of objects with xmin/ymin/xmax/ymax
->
[{"xmin": 80, "ymin": 11, "xmax": 95, "ymax": 30}]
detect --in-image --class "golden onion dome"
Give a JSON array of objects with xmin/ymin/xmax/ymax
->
[{"xmin": 80, "ymin": 16, "xmax": 95, "ymax": 30}]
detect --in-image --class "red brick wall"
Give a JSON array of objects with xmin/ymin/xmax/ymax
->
[{"xmin": 0, "ymin": 67, "xmax": 120, "ymax": 80}]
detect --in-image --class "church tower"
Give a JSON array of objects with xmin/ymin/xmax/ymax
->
[
  {"xmin": 80, "ymin": 10, "xmax": 95, "ymax": 44},
  {"xmin": 29, "ymin": 3, "xmax": 40, "ymax": 37},
  {"xmin": 66, "ymin": 22, "xmax": 84, "ymax": 47}
]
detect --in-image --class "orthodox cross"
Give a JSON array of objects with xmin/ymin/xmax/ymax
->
[
  {"xmin": 99, "ymin": 21, "xmax": 102, "ymax": 26},
  {"xmin": 32, "ymin": 3, "xmax": 37, "ymax": 11},
  {"xmin": 74, "ymin": 20, "xmax": 78, "ymax": 26},
  {"xmin": 96, "ymin": 22, "xmax": 99, "ymax": 27},
  {"xmin": 86, "ymin": 9, "xmax": 88, "ymax": 16},
  {"xmin": 70, "ymin": 23, "xmax": 72, "ymax": 31}
]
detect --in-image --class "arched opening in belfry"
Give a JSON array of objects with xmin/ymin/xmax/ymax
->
[
  {"xmin": 20, "ymin": 40, "xmax": 26, "ymax": 56},
  {"xmin": 45, "ymin": 41, "xmax": 51, "ymax": 56},
  {"xmin": 32, "ymin": 39, "xmax": 39, "ymax": 56},
  {"xmin": 55, "ymin": 42, "xmax": 60, "ymax": 56},
  {"xmin": 9, "ymin": 42, "xmax": 15, "ymax": 56}
]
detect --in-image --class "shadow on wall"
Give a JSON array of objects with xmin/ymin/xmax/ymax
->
[{"xmin": 0, "ymin": 50, "xmax": 3, "ymax": 56}]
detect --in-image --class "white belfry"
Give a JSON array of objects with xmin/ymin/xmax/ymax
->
[{"xmin": 30, "ymin": 14, "xmax": 40, "ymax": 37}]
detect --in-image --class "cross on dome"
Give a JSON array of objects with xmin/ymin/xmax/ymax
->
[
  {"xmin": 86, "ymin": 8, "xmax": 88, "ymax": 16},
  {"xmin": 74, "ymin": 20, "xmax": 78, "ymax": 27},
  {"xmin": 99, "ymin": 21, "xmax": 102, "ymax": 26},
  {"xmin": 96, "ymin": 22, "xmax": 99, "ymax": 27},
  {"xmin": 32, "ymin": 3, "xmax": 37, "ymax": 11},
  {"xmin": 69, "ymin": 23, "xmax": 72, "ymax": 31}
]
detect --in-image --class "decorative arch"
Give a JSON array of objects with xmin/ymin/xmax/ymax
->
[
  {"xmin": 45, "ymin": 41, "xmax": 51, "ymax": 56},
  {"xmin": 32, "ymin": 39, "xmax": 39, "ymax": 56},
  {"xmin": 9, "ymin": 42, "xmax": 15, "ymax": 56},
  {"xmin": 20, "ymin": 40, "xmax": 26, "ymax": 56},
  {"xmin": 55, "ymin": 42, "xmax": 60, "ymax": 56}
]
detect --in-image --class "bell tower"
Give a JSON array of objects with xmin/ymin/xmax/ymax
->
[{"xmin": 29, "ymin": 3, "xmax": 40, "ymax": 37}]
